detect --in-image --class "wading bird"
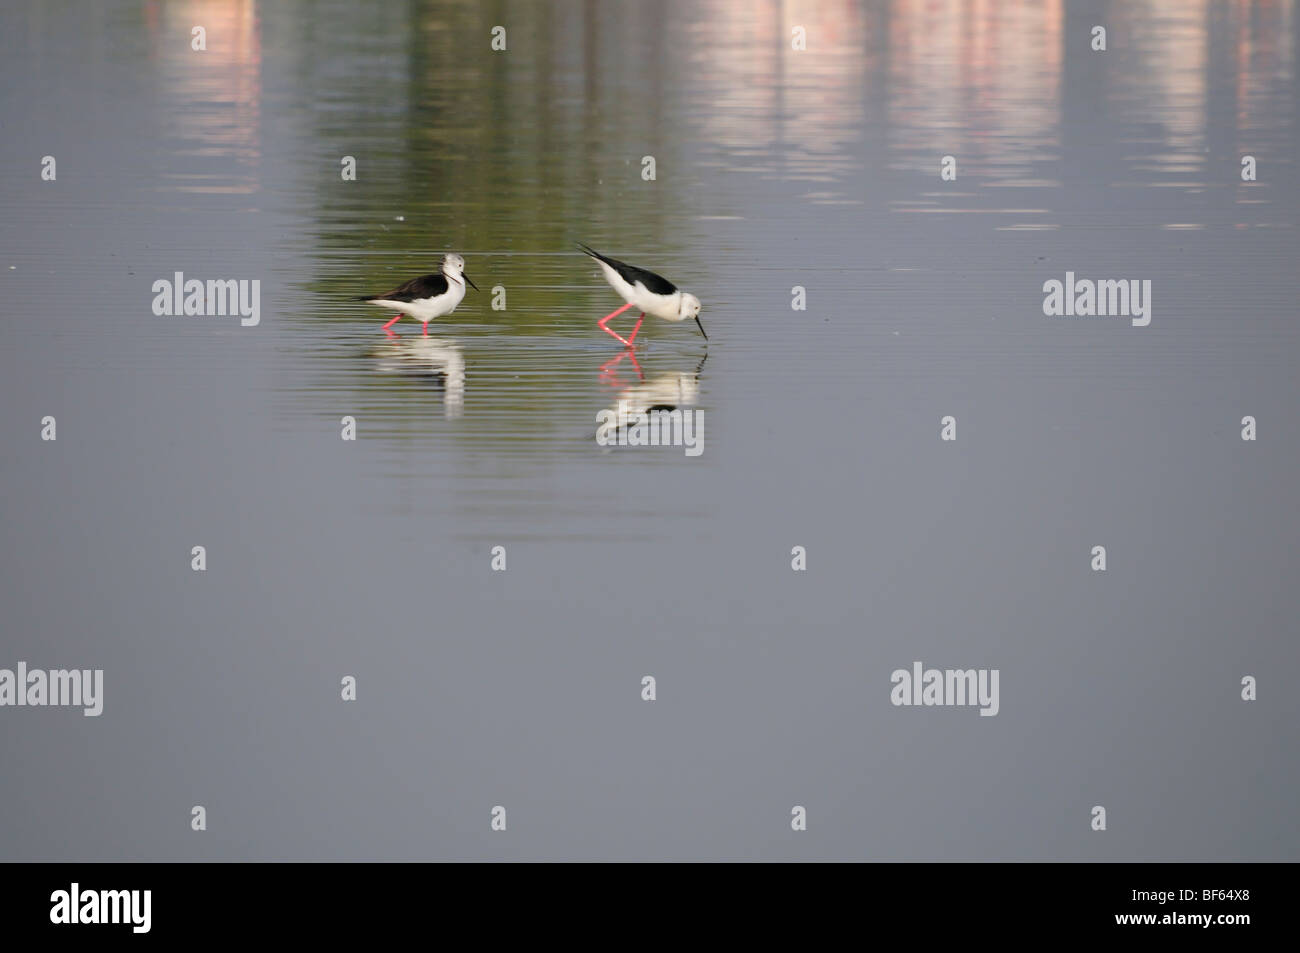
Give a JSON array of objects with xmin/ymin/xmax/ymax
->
[
  {"xmin": 359, "ymin": 253, "xmax": 479, "ymax": 337},
  {"xmin": 577, "ymin": 243, "xmax": 705, "ymax": 347}
]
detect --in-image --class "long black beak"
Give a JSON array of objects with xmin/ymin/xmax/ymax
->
[
  {"xmin": 694, "ymin": 315, "xmax": 708, "ymax": 340},
  {"xmin": 463, "ymin": 274, "xmax": 480, "ymax": 292}
]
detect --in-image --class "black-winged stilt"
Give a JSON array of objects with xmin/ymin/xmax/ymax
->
[
  {"xmin": 577, "ymin": 243, "xmax": 706, "ymax": 347},
  {"xmin": 358, "ymin": 253, "xmax": 479, "ymax": 337}
]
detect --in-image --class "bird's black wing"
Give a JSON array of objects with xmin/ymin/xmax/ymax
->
[
  {"xmin": 359, "ymin": 273, "xmax": 449, "ymax": 302},
  {"xmin": 577, "ymin": 243, "xmax": 677, "ymax": 296}
]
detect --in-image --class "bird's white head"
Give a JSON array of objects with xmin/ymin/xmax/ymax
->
[
  {"xmin": 678, "ymin": 293, "xmax": 707, "ymax": 340},
  {"xmin": 441, "ymin": 253, "xmax": 479, "ymax": 291},
  {"xmin": 679, "ymin": 292, "xmax": 702, "ymax": 320}
]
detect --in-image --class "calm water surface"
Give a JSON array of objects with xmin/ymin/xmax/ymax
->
[{"xmin": 1, "ymin": 1, "xmax": 1297, "ymax": 860}]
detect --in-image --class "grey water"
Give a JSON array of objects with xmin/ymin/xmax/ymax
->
[{"xmin": 1, "ymin": 0, "xmax": 1297, "ymax": 861}]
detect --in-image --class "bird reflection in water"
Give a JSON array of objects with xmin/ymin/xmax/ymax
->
[
  {"xmin": 595, "ymin": 353, "xmax": 707, "ymax": 451},
  {"xmin": 598, "ymin": 347, "xmax": 644, "ymax": 387},
  {"xmin": 371, "ymin": 336, "xmax": 465, "ymax": 419}
]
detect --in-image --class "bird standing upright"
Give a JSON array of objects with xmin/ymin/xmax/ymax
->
[
  {"xmin": 577, "ymin": 243, "xmax": 705, "ymax": 347},
  {"xmin": 358, "ymin": 253, "xmax": 479, "ymax": 337}
]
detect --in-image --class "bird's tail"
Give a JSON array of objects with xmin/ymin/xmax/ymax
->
[{"xmin": 575, "ymin": 241, "xmax": 603, "ymax": 261}]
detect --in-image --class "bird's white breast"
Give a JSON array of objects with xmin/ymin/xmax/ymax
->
[
  {"xmin": 374, "ymin": 277, "xmax": 466, "ymax": 321},
  {"xmin": 440, "ymin": 276, "xmax": 468, "ymax": 313}
]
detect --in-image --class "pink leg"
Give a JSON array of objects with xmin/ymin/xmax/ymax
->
[
  {"xmin": 626, "ymin": 313, "xmax": 645, "ymax": 346},
  {"xmin": 422, "ymin": 322, "xmax": 429, "ymax": 336},
  {"xmin": 597, "ymin": 302, "xmax": 634, "ymax": 346},
  {"xmin": 383, "ymin": 313, "xmax": 402, "ymax": 338},
  {"xmin": 598, "ymin": 354, "xmax": 620, "ymax": 384},
  {"xmin": 625, "ymin": 348, "xmax": 643, "ymax": 379},
  {"xmin": 598, "ymin": 348, "xmax": 645, "ymax": 385}
]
